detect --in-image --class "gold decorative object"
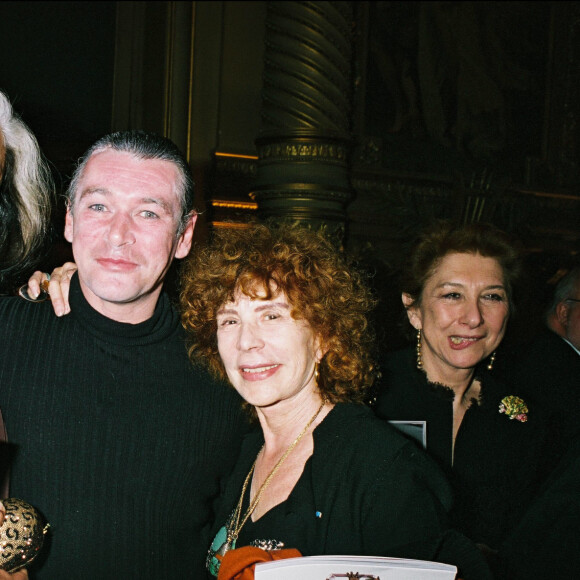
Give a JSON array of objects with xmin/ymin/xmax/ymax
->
[
  {"xmin": 0, "ymin": 498, "xmax": 49, "ymax": 572},
  {"xmin": 416, "ymin": 329, "xmax": 423, "ymax": 370}
]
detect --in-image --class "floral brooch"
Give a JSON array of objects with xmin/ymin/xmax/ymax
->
[{"xmin": 499, "ymin": 396, "xmax": 528, "ymax": 423}]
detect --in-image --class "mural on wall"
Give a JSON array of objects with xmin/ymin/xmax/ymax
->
[
  {"xmin": 348, "ymin": 1, "xmax": 578, "ymax": 351},
  {"xmin": 350, "ymin": 1, "xmax": 579, "ymax": 252},
  {"xmin": 362, "ymin": 1, "xmax": 549, "ymax": 183}
]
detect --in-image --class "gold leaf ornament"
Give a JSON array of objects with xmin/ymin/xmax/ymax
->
[{"xmin": 498, "ymin": 395, "xmax": 529, "ymax": 423}]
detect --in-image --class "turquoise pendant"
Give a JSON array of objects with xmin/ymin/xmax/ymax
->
[{"xmin": 207, "ymin": 525, "xmax": 235, "ymax": 577}]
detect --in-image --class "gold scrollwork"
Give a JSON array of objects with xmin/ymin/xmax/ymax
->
[{"xmin": 258, "ymin": 142, "xmax": 347, "ymax": 162}]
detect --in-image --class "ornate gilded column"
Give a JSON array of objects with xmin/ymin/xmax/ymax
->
[{"xmin": 250, "ymin": 1, "xmax": 354, "ymax": 237}]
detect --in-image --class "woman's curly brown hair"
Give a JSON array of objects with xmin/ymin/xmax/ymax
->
[{"xmin": 180, "ymin": 222, "xmax": 378, "ymax": 404}]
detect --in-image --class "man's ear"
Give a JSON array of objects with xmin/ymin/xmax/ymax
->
[
  {"xmin": 64, "ymin": 206, "xmax": 74, "ymax": 243},
  {"xmin": 402, "ymin": 293, "xmax": 422, "ymax": 330},
  {"xmin": 174, "ymin": 213, "xmax": 197, "ymax": 259},
  {"xmin": 555, "ymin": 301, "xmax": 570, "ymax": 330}
]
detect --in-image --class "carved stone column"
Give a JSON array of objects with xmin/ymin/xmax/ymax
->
[{"xmin": 250, "ymin": 1, "xmax": 354, "ymax": 237}]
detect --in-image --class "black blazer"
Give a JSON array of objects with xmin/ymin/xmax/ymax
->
[{"xmin": 373, "ymin": 348, "xmax": 548, "ymax": 549}]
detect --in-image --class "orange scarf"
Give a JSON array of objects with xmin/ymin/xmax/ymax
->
[{"xmin": 217, "ymin": 546, "xmax": 302, "ymax": 580}]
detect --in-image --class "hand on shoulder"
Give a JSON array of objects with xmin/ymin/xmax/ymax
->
[{"xmin": 25, "ymin": 263, "xmax": 77, "ymax": 316}]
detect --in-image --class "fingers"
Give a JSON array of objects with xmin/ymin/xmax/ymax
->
[
  {"xmin": 46, "ymin": 262, "xmax": 77, "ymax": 317},
  {"xmin": 23, "ymin": 263, "xmax": 77, "ymax": 317},
  {"xmin": 24, "ymin": 271, "xmax": 47, "ymax": 301}
]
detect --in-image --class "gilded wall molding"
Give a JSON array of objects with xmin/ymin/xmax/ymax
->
[{"xmin": 256, "ymin": 139, "xmax": 348, "ymax": 164}]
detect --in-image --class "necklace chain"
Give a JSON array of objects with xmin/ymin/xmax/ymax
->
[{"xmin": 227, "ymin": 400, "xmax": 326, "ymax": 544}]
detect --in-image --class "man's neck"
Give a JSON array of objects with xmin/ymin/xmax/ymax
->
[{"xmin": 79, "ymin": 280, "xmax": 162, "ymax": 324}]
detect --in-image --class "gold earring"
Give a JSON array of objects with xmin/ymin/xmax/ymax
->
[
  {"xmin": 314, "ymin": 362, "xmax": 320, "ymax": 383},
  {"xmin": 416, "ymin": 329, "xmax": 423, "ymax": 370},
  {"xmin": 487, "ymin": 351, "xmax": 496, "ymax": 371}
]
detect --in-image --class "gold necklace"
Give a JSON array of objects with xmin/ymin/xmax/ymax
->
[{"xmin": 218, "ymin": 400, "xmax": 325, "ymax": 558}]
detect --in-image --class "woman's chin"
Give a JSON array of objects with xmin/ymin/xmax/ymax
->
[{"xmin": 438, "ymin": 349, "xmax": 490, "ymax": 372}]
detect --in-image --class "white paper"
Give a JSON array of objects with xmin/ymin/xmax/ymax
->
[{"xmin": 254, "ymin": 555, "xmax": 457, "ymax": 579}]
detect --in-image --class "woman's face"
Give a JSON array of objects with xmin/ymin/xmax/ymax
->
[
  {"xmin": 404, "ymin": 252, "xmax": 509, "ymax": 377},
  {"xmin": 216, "ymin": 288, "xmax": 324, "ymax": 411}
]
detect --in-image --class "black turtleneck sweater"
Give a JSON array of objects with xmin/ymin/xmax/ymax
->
[{"xmin": 0, "ymin": 274, "xmax": 248, "ymax": 579}]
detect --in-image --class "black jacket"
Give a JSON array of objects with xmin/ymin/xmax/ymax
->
[
  {"xmin": 211, "ymin": 403, "xmax": 491, "ymax": 579},
  {"xmin": 373, "ymin": 348, "xmax": 547, "ymax": 549}
]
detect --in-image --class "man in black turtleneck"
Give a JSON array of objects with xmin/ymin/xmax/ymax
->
[{"xmin": 0, "ymin": 131, "xmax": 246, "ymax": 579}]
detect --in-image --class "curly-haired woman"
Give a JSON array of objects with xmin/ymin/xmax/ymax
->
[{"xmin": 180, "ymin": 222, "xmax": 488, "ymax": 579}]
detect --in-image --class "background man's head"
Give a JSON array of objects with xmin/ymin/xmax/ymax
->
[{"xmin": 547, "ymin": 266, "xmax": 580, "ymax": 350}]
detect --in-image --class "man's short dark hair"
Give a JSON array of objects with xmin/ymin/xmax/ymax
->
[{"xmin": 67, "ymin": 130, "xmax": 195, "ymax": 234}]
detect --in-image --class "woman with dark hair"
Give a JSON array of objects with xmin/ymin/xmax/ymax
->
[
  {"xmin": 373, "ymin": 221, "xmax": 547, "ymax": 566},
  {"xmin": 180, "ymin": 222, "xmax": 488, "ymax": 579},
  {"xmin": 0, "ymin": 91, "xmax": 53, "ymax": 293}
]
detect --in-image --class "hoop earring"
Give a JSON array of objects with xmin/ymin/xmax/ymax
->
[
  {"xmin": 487, "ymin": 351, "xmax": 496, "ymax": 371},
  {"xmin": 416, "ymin": 329, "xmax": 423, "ymax": 370}
]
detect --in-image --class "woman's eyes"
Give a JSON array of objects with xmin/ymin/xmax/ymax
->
[
  {"xmin": 483, "ymin": 293, "xmax": 505, "ymax": 302},
  {"xmin": 217, "ymin": 313, "xmax": 281, "ymax": 326},
  {"xmin": 442, "ymin": 292, "xmax": 461, "ymax": 300},
  {"xmin": 440, "ymin": 292, "xmax": 505, "ymax": 302}
]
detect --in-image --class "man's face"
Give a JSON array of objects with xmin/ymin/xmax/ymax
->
[{"xmin": 64, "ymin": 149, "xmax": 195, "ymax": 323}]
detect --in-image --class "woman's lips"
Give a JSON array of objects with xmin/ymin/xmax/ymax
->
[
  {"xmin": 448, "ymin": 336, "xmax": 480, "ymax": 349},
  {"xmin": 239, "ymin": 364, "xmax": 280, "ymax": 381}
]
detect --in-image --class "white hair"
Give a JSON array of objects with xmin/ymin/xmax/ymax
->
[{"xmin": 0, "ymin": 91, "xmax": 53, "ymax": 280}]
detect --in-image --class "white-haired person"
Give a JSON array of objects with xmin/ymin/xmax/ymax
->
[
  {"xmin": 0, "ymin": 91, "xmax": 53, "ymax": 293},
  {"xmin": 0, "ymin": 92, "xmax": 53, "ymax": 578}
]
